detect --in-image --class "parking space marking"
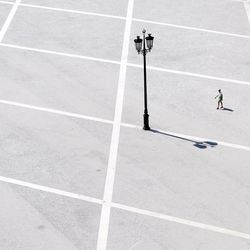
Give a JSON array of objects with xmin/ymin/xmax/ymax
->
[
  {"xmin": 0, "ymin": 100, "xmax": 250, "ymax": 152},
  {"xmin": 0, "ymin": 0, "xmax": 21, "ymax": 42},
  {"xmin": 0, "ymin": 0, "xmax": 13, "ymax": 5},
  {"xmin": 122, "ymin": 123, "xmax": 250, "ymax": 151},
  {"xmin": 96, "ymin": 0, "xmax": 134, "ymax": 249},
  {"xmin": 0, "ymin": 175, "xmax": 103, "ymax": 205},
  {"xmin": 112, "ymin": 202, "xmax": 250, "ymax": 240},
  {"xmin": 0, "ymin": 99, "xmax": 113, "ymax": 125},
  {"xmin": 0, "ymin": 0, "xmax": 249, "ymax": 39},
  {"xmin": 244, "ymin": 1, "xmax": 250, "ymax": 23},
  {"xmin": 0, "ymin": 0, "xmax": 249, "ymax": 246},
  {"xmin": 1, "ymin": 43, "xmax": 250, "ymax": 86},
  {"xmin": 0, "ymin": 175, "xmax": 249, "ymax": 241},
  {"xmin": 133, "ymin": 18, "xmax": 250, "ymax": 39},
  {"xmin": 128, "ymin": 63, "xmax": 250, "ymax": 86},
  {"xmin": 19, "ymin": 2, "xmax": 126, "ymax": 21},
  {"xmin": 0, "ymin": 43, "xmax": 120, "ymax": 65}
]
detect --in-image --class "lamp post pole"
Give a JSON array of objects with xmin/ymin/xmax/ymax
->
[
  {"xmin": 142, "ymin": 29, "xmax": 150, "ymax": 130},
  {"xmin": 134, "ymin": 29, "xmax": 154, "ymax": 130}
]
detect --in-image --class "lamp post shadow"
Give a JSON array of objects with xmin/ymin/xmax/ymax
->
[{"xmin": 150, "ymin": 129, "xmax": 218, "ymax": 149}]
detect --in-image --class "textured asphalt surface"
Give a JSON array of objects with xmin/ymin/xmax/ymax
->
[{"xmin": 0, "ymin": 0, "xmax": 250, "ymax": 249}]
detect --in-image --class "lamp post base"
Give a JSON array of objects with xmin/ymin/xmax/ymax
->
[{"xmin": 143, "ymin": 113, "xmax": 150, "ymax": 130}]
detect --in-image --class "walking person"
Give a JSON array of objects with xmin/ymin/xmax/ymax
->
[{"xmin": 215, "ymin": 89, "xmax": 224, "ymax": 109}]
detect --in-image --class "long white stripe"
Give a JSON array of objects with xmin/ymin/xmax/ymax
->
[
  {"xmin": 244, "ymin": 1, "xmax": 250, "ymax": 23},
  {"xmin": 0, "ymin": 43, "xmax": 250, "ymax": 86},
  {"xmin": 0, "ymin": 43, "xmax": 120, "ymax": 65},
  {"xmin": 0, "ymin": 99, "xmax": 113, "ymax": 125},
  {"xmin": 0, "ymin": 0, "xmax": 249, "ymax": 39},
  {"xmin": 123, "ymin": 123, "xmax": 250, "ymax": 151},
  {"xmin": 0, "ymin": 175, "xmax": 250, "ymax": 241},
  {"xmin": 0, "ymin": 0, "xmax": 21, "ymax": 42},
  {"xmin": 0, "ymin": 100, "xmax": 250, "ymax": 151},
  {"xmin": 133, "ymin": 18, "xmax": 250, "ymax": 39},
  {"xmin": 128, "ymin": 63, "xmax": 250, "ymax": 86},
  {"xmin": 16, "ymin": 3, "xmax": 250, "ymax": 39},
  {"xmin": 0, "ymin": 175, "xmax": 102, "ymax": 204},
  {"xmin": 19, "ymin": 2, "xmax": 126, "ymax": 21},
  {"xmin": 96, "ymin": 0, "xmax": 134, "ymax": 249},
  {"xmin": 0, "ymin": 0, "xmax": 13, "ymax": 5},
  {"xmin": 112, "ymin": 202, "xmax": 250, "ymax": 240}
]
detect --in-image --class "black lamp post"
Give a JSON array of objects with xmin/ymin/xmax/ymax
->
[{"xmin": 134, "ymin": 29, "xmax": 154, "ymax": 130}]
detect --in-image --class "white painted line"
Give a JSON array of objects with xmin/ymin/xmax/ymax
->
[
  {"xmin": 0, "ymin": 175, "xmax": 102, "ymax": 205},
  {"xmin": 153, "ymin": 128, "xmax": 250, "ymax": 151},
  {"xmin": 1, "ymin": 0, "xmax": 249, "ymax": 39},
  {"xmin": 232, "ymin": 0, "xmax": 250, "ymax": 2},
  {"xmin": 0, "ymin": 0, "xmax": 21, "ymax": 42},
  {"xmin": 0, "ymin": 100, "xmax": 250, "ymax": 152},
  {"xmin": 96, "ymin": 0, "xmax": 134, "ymax": 249},
  {"xmin": 0, "ymin": 0, "xmax": 13, "ymax": 5},
  {"xmin": 121, "ymin": 123, "xmax": 250, "ymax": 151},
  {"xmin": 244, "ymin": 1, "xmax": 250, "ymax": 23},
  {"xmin": 133, "ymin": 18, "xmax": 250, "ymax": 39},
  {"xmin": 19, "ymin": 2, "xmax": 126, "ymax": 21},
  {"xmin": 112, "ymin": 202, "xmax": 250, "ymax": 240},
  {"xmin": 121, "ymin": 122, "xmax": 139, "ymax": 129},
  {"xmin": 0, "ymin": 99, "xmax": 113, "ymax": 125},
  {"xmin": 0, "ymin": 174, "xmax": 249, "ymax": 241},
  {"xmin": 1, "ymin": 43, "xmax": 250, "ymax": 87},
  {"xmin": 16, "ymin": 4, "xmax": 250, "ymax": 39},
  {"xmin": 128, "ymin": 63, "xmax": 250, "ymax": 86},
  {"xmin": 0, "ymin": 43, "xmax": 120, "ymax": 65}
]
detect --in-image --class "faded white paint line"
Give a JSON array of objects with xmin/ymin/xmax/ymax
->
[
  {"xmin": 0, "ymin": 100, "xmax": 250, "ymax": 152},
  {"xmin": 151, "ymin": 127, "xmax": 250, "ymax": 151},
  {"xmin": 1, "ymin": 0, "xmax": 250, "ymax": 39},
  {"xmin": 0, "ymin": 0, "xmax": 21, "ymax": 42},
  {"xmin": 0, "ymin": 175, "xmax": 102, "ymax": 205},
  {"xmin": 19, "ymin": 2, "xmax": 126, "ymax": 21},
  {"xmin": 0, "ymin": 99, "xmax": 113, "ymax": 125},
  {"xmin": 122, "ymin": 123, "xmax": 250, "ymax": 151},
  {"xmin": 0, "ymin": 0, "xmax": 13, "ymax": 5},
  {"xmin": 0, "ymin": 175, "xmax": 249, "ymax": 241},
  {"xmin": 112, "ymin": 202, "xmax": 250, "ymax": 240},
  {"xmin": 133, "ymin": 17, "xmax": 250, "ymax": 39},
  {"xmin": 128, "ymin": 63, "xmax": 250, "ymax": 86},
  {"xmin": 0, "ymin": 43, "xmax": 249, "ymax": 86},
  {"xmin": 244, "ymin": 1, "xmax": 250, "ymax": 23},
  {"xmin": 0, "ymin": 43, "xmax": 120, "ymax": 65},
  {"xmin": 96, "ymin": 0, "xmax": 134, "ymax": 249},
  {"xmin": 232, "ymin": 0, "xmax": 250, "ymax": 24}
]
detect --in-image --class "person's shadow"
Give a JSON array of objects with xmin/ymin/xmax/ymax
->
[
  {"xmin": 150, "ymin": 129, "xmax": 218, "ymax": 149},
  {"xmin": 221, "ymin": 107, "xmax": 234, "ymax": 112}
]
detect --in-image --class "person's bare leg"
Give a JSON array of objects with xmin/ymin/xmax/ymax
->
[{"xmin": 220, "ymin": 101, "xmax": 224, "ymax": 109}]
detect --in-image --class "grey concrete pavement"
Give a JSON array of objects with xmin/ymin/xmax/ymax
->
[
  {"xmin": 129, "ymin": 21, "xmax": 250, "ymax": 82},
  {"xmin": 113, "ymin": 127, "xmax": 250, "ymax": 233},
  {"xmin": 122, "ymin": 67, "xmax": 250, "ymax": 146},
  {"xmin": 0, "ymin": 105, "xmax": 111, "ymax": 198},
  {"xmin": 22, "ymin": 0, "xmax": 128, "ymax": 17},
  {"xmin": 3, "ymin": 6, "xmax": 125, "ymax": 61},
  {"xmin": 108, "ymin": 208, "xmax": 250, "ymax": 250},
  {"xmin": 0, "ymin": 46, "xmax": 119, "ymax": 120},
  {"xmin": 0, "ymin": 3, "xmax": 12, "ymax": 27},
  {"xmin": 133, "ymin": 0, "xmax": 250, "ymax": 35},
  {"xmin": 0, "ymin": 182, "xmax": 100, "ymax": 249},
  {"xmin": 0, "ymin": 0, "xmax": 249, "ymax": 249}
]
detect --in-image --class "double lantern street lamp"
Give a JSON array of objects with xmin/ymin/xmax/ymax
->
[{"xmin": 134, "ymin": 29, "xmax": 154, "ymax": 130}]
